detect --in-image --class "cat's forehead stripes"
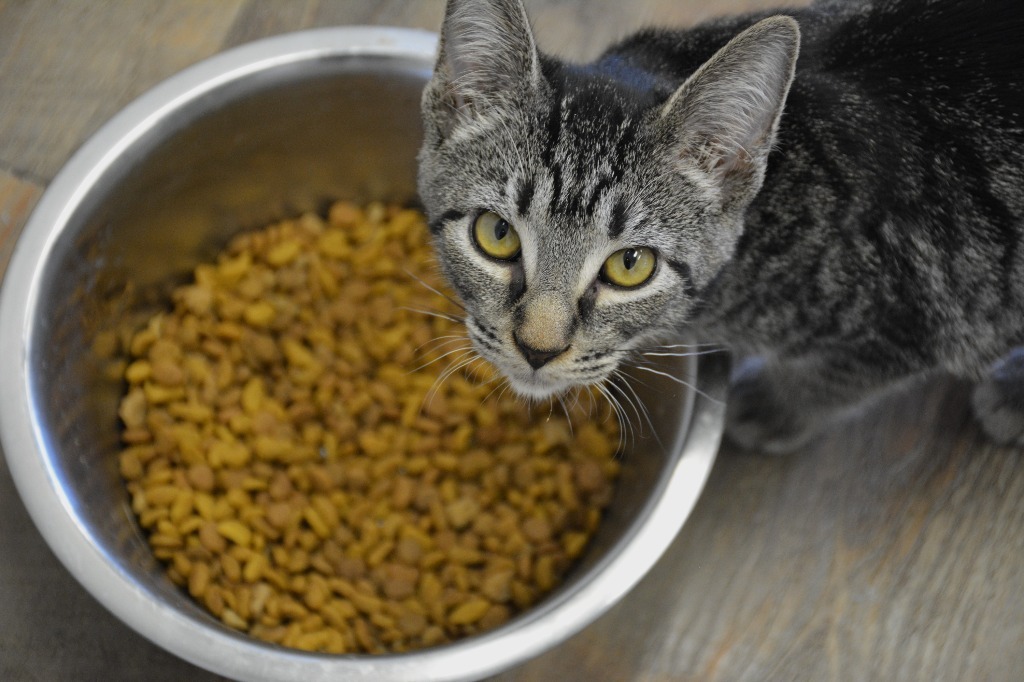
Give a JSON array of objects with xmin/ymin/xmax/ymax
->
[
  {"xmin": 608, "ymin": 199, "xmax": 629, "ymax": 237},
  {"xmin": 515, "ymin": 176, "xmax": 536, "ymax": 216},
  {"xmin": 531, "ymin": 59, "xmax": 654, "ymax": 226}
]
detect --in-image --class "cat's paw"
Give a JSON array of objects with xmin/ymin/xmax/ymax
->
[
  {"xmin": 725, "ymin": 357, "xmax": 816, "ymax": 455},
  {"xmin": 972, "ymin": 348, "xmax": 1024, "ymax": 446}
]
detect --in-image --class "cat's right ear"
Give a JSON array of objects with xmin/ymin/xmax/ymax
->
[
  {"xmin": 659, "ymin": 16, "xmax": 800, "ymax": 211},
  {"xmin": 423, "ymin": 0, "xmax": 541, "ymax": 139}
]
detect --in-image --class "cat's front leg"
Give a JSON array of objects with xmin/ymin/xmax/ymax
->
[
  {"xmin": 725, "ymin": 352, "xmax": 897, "ymax": 455},
  {"xmin": 971, "ymin": 347, "xmax": 1024, "ymax": 446}
]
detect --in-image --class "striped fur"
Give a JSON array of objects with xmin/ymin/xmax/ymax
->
[{"xmin": 418, "ymin": 0, "xmax": 1024, "ymax": 450}]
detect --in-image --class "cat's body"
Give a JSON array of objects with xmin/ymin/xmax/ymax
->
[{"xmin": 418, "ymin": 0, "xmax": 1024, "ymax": 452}]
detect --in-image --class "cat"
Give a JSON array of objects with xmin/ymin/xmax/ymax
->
[{"xmin": 416, "ymin": 0, "xmax": 1024, "ymax": 454}]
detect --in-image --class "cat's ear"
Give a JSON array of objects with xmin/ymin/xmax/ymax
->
[
  {"xmin": 423, "ymin": 0, "xmax": 540, "ymax": 138},
  {"xmin": 660, "ymin": 16, "xmax": 800, "ymax": 207}
]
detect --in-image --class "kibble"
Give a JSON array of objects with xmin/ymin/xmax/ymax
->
[{"xmin": 117, "ymin": 201, "xmax": 620, "ymax": 654}]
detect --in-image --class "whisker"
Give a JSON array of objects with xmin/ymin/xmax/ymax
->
[
  {"xmin": 414, "ymin": 334, "xmax": 468, "ymax": 353},
  {"xmin": 610, "ymin": 370, "xmax": 647, "ymax": 435},
  {"xmin": 403, "ymin": 268, "xmax": 467, "ymax": 312},
  {"xmin": 464, "ymin": 357, "xmax": 500, "ymax": 386},
  {"xmin": 630, "ymin": 364, "xmax": 724, "ymax": 405},
  {"xmin": 567, "ymin": 386, "xmax": 583, "ymax": 417},
  {"xmin": 608, "ymin": 341, "xmax": 726, "ymax": 354},
  {"xmin": 400, "ymin": 306, "xmax": 465, "ymax": 325},
  {"xmin": 482, "ymin": 375, "xmax": 511, "ymax": 404},
  {"xmin": 422, "ymin": 350, "xmax": 477, "ymax": 408},
  {"xmin": 646, "ymin": 342, "xmax": 726, "ymax": 350},
  {"xmin": 612, "ymin": 370, "xmax": 664, "ymax": 451},
  {"xmin": 409, "ymin": 343, "xmax": 475, "ymax": 374},
  {"xmin": 640, "ymin": 348, "xmax": 726, "ymax": 358},
  {"xmin": 554, "ymin": 393, "xmax": 574, "ymax": 438},
  {"xmin": 595, "ymin": 381, "xmax": 631, "ymax": 452}
]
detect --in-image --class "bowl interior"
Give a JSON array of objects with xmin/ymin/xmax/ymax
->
[{"xmin": 4, "ymin": 29, "xmax": 721, "ymax": 682}]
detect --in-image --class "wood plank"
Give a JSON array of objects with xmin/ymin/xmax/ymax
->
[
  {"xmin": 0, "ymin": 170, "xmax": 43, "ymax": 275},
  {"xmin": 223, "ymin": 0, "xmax": 446, "ymax": 48},
  {"xmin": 0, "ymin": 0, "xmax": 246, "ymax": 182},
  {"xmin": 529, "ymin": 0, "xmax": 810, "ymax": 61},
  {"xmin": 222, "ymin": 0, "xmax": 808, "ymax": 61}
]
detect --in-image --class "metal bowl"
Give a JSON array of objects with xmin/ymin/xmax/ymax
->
[{"xmin": 0, "ymin": 27, "xmax": 725, "ymax": 682}]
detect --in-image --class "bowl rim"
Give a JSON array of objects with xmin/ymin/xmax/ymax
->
[{"xmin": 0, "ymin": 25, "xmax": 725, "ymax": 682}]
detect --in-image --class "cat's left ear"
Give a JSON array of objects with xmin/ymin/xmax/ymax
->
[
  {"xmin": 660, "ymin": 16, "xmax": 800, "ymax": 209},
  {"xmin": 423, "ymin": 0, "xmax": 541, "ymax": 139}
]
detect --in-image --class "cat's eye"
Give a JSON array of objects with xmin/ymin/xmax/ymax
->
[
  {"xmin": 472, "ymin": 211, "xmax": 521, "ymax": 260},
  {"xmin": 601, "ymin": 247, "xmax": 656, "ymax": 288}
]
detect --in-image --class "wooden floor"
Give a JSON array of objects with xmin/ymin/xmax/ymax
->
[{"xmin": 2, "ymin": 1, "xmax": 1023, "ymax": 680}]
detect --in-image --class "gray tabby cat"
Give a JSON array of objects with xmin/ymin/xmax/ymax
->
[{"xmin": 417, "ymin": 0, "xmax": 1024, "ymax": 453}]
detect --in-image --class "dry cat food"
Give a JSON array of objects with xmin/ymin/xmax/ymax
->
[{"xmin": 117, "ymin": 200, "xmax": 621, "ymax": 654}]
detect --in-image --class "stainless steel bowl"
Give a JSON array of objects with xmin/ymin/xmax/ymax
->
[{"xmin": 0, "ymin": 27, "xmax": 726, "ymax": 682}]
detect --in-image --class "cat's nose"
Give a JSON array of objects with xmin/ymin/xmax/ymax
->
[{"xmin": 514, "ymin": 334, "xmax": 569, "ymax": 370}]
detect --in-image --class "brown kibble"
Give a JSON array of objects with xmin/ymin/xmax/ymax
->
[
  {"xmin": 396, "ymin": 609, "xmax": 428, "ymax": 637},
  {"xmin": 118, "ymin": 388, "xmax": 147, "ymax": 428},
  {"xmin": 199, "ymin": 521, "xmax": 227, "ymax": 553},
  {"xmin": 378, "ymin": 563, "xmax": 419, "ymax": 601},
  {"xmin": 151, "ymin": 359, "xmax": 185, "ymax": 386},
  {"xmin": 187, "ymin": 463, "xmax": 215, "ymax": 492},
  {"xmin": 521, "ymin": 516, "xmax": 552, "ymax": 544},
  {"xmin": 448, "ymin": 597, "xmax": 491, "ymax": 626},
  {"xmin": 118, "ymin": 200, "xmax": 620, "ymax": 656},
  {"xmin": 444, "ymin": 497, "xmax": 479, "ymax": 530},
  {"xmin": 478, "ymin": 604, "xmax": 511, "ymax": 630},
  {"xmin": 574, "ymin": 458, "xmax": 605, "ymax": 494},
  {"xmin": 188, "ymin": 561, "xmax": 210, "ymax": 598},
  {"xmin": 265, "ymin": 502, "xmax": 292, "ymax": 530},
  {"xmin": 480, "ymin": 569, "xmax": 514, "ymax": 603},
  {"xmin": 394, "ymin": 536, "xmax": 423, "ymax": 565},
  {"xmin": 217, "ymin": 520, "xmax": 252, "ymax": 547}
]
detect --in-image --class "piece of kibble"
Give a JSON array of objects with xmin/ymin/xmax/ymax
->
[
  {"xmin": 117, "ymin": 200, "xmax": 621, "ymax": 655},
  {"xmin": 448, "ymin": 597, "xmax": 491, "ymax": 626}
]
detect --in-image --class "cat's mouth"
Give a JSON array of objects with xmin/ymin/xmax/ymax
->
[
  {"xmin": 482, "ymin": 344, "xmax": 610, "ymax": 401},
  {"xmin": 464, "ymin": 319, "xmax": 611, "ymax": 399},
  {"xmin": 504, "ymin": 370, "xmax": 580, "ymax": 400}
]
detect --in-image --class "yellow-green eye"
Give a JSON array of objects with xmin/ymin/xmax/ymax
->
[
  {"xmin": 472, "ymin": 211, "xmax": 521, "ymax": 260},
  {"xmin": 601, "ymin": 247, "xmax": 656, "ymax": 288}
]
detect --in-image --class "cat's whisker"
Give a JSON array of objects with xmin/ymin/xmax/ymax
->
[
  {"xmin": 421, "ymin": 349, "xmax": 477, "ymax": 409},
  {"xmin": 612, "ymin": 369, "xmax": 664, "ymax": 451},
  {"xmin": 495, "ymin": 380, "xmax": 514, "ymax": 405},
  {"xmin": 585, "ymin": 386, "xmax": 598, "ymax": 421},
  {"xmin": 630, "ymin": 364, "xmax": 725, "ymax": 405},
  {"xmin": 640, "ymin": 348, "xmax": 727, "ymax": 358},
  {"xmin": 554, "ymin": 393, "xmax": 575, "ymax": 438},
  {"xmin": 567, "ymin": 385, "xmax": 584, "ymax": 417},
  {"xmin": 653, "ymin": 342, "xmax": 726, "ymax": 350},
  {"xmin": 408, "ymin": 343, "xmax": 476, "ymax": 374},
  {"xmin": 414, "ymin": 334, "xmax": 469, "ymax": 354},
  {"xmin": 464, "ymin": 356, "xmax": 501, "ymax": 386},
  {"xmin": 481, "ymin": 374, "xmax": 512, "ymax": 404},
  {"xmin": 402, "ymin": 267, "xmax": 467, "ymax": 313},
  {"xmin": 610, "ymin": 370, "xmax": 646, "ymax": 431},
  {"xmin": 593, "ymin": 380, "xmax": 630, "ymax": 451},
  {"xmin": 625, "ymin": 342, "xmax": 727, "ymax": 355},
  {"xmin": 400, "ymin": 306, "xmax": 465, "ymax": 325}
]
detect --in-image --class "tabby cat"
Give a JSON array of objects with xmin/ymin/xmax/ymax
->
[{"xmin": 416, "ymin": 0, "xmax": 1024, "ymax": 453}]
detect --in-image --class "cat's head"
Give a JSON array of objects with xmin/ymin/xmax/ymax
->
[{"xmin": 418, "ymin": 0, "xmax": 799, "ymax": 399}]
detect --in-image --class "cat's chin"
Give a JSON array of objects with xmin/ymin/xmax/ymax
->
[{"xmin": 504, "ymin": 373, "xmax": 581, "ymax": 401}]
